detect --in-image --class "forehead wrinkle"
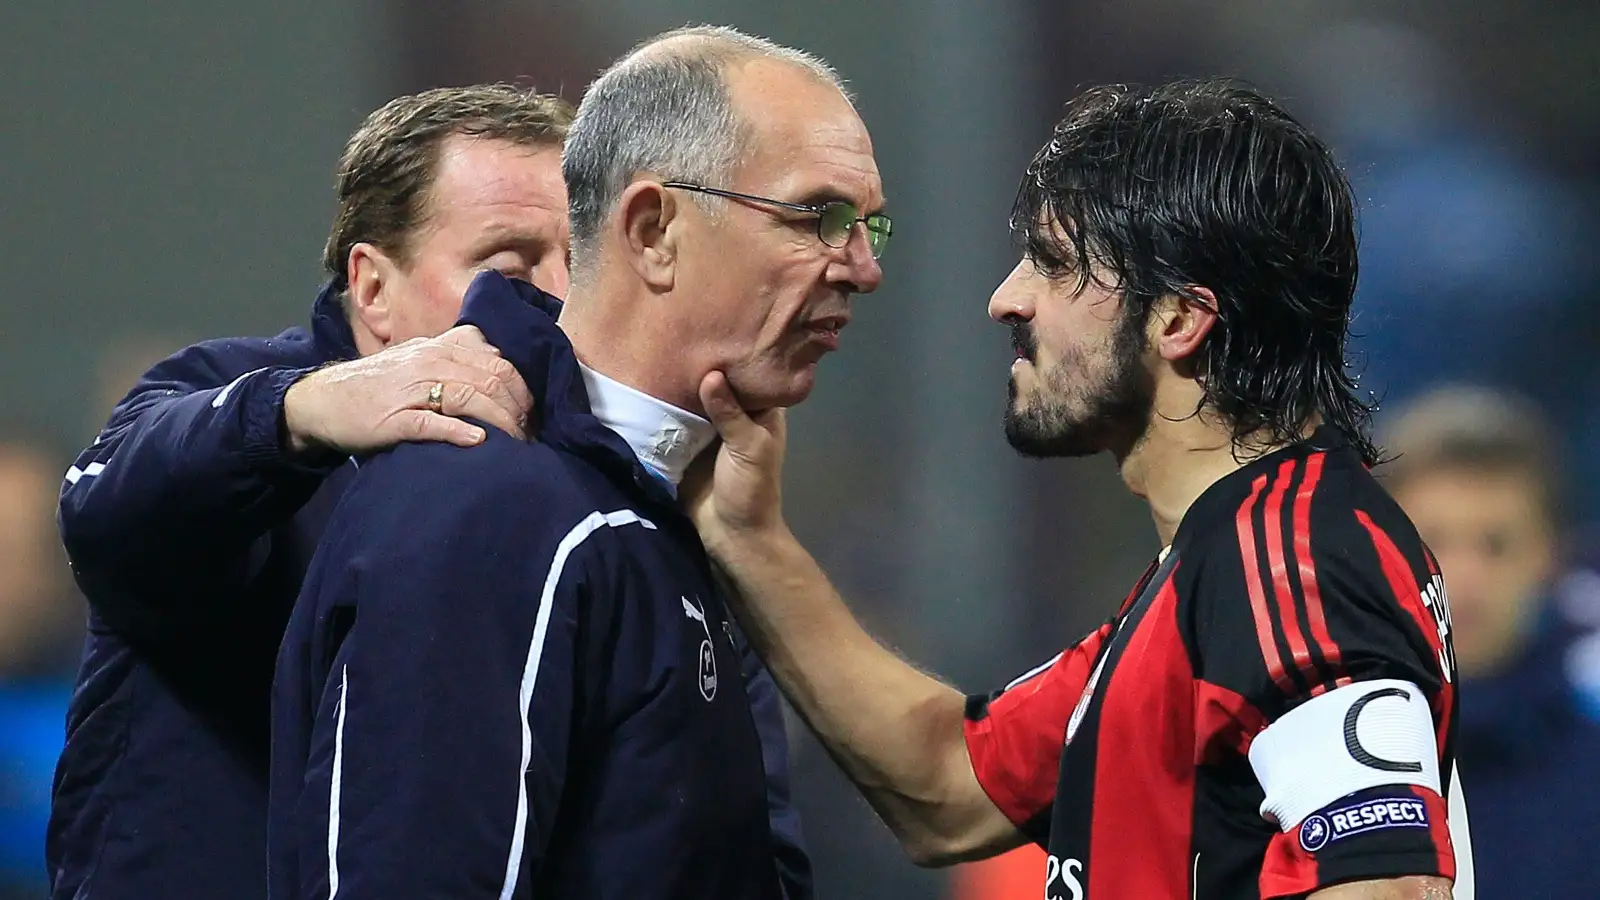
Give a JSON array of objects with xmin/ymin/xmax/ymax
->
[{"xmin": 749, "ymin": 121, "xmax": 882, "ymax": 210}]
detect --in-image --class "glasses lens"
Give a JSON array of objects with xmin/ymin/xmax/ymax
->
[
  {"xmin": 864, "ymin": 214, "xmax": 892, "ymax": 259},
  {"xmin": 818, "ymin": 202, "xmax": 857, "ymax": 248}
]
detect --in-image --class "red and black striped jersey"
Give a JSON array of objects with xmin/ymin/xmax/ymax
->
[{"xmin": 964, "ymin": 428, "xmax": 1472, "ymax": 899}]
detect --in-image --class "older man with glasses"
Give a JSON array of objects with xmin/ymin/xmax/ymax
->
[{"xmin": 268, "ymin": 25, "xmax": 886, "ymax": 900}]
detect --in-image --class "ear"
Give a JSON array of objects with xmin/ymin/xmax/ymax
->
[
  {"xmin": 1149, "ymin": 286, "xmax": 1219, "ymax": 362},
  {"xmin": 345, "ymin": 242, "xmax": 400, "ymax": 346},
  {"xmin": 614, "ymin": 180, "xmax": 681, "ymax": 291}
]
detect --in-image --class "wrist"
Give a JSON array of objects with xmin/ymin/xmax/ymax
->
[
  {"xmin": 705, "ymin": 517, "xmax": 798, "ymax": 567},
  {"xmin": 280, "ymin": 376, "xmax": 317, "ymax": 456},
  {"xmin": 274, "ymin": 368, "xmax": 343, "ymax": 468}
]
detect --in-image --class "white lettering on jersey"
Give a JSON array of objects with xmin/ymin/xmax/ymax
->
[
  {"xmin": 1044, "ymin": 854, "xmax": 1085, "ymax": 900},
  {"xmin": 1418, "ymin": 572, "xmax": 1457, "ymax": 683}
]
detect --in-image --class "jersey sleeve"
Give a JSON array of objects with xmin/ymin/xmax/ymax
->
[
  {"xmin": 961, "ymin": 620, "xmax": 1114, "ymax": 845},
  {"xmin": 1190, "ymin": 461, "xmax": 1460, "ymax": 897}
]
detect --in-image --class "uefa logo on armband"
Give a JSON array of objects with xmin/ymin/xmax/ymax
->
[{"xmin": 1299, "ymin": 814, "xmax": 1332, "ymax": 852}]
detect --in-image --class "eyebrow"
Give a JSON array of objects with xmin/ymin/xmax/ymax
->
[
  {"xmin": 794, "ymin": 188, "xmax": 888, "ymax": 216},
  {"xmin": 469, "ymin": 226, "xmax": 553, "ymax": 257}
]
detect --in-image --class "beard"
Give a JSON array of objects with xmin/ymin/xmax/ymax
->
[{"xmin": 1003, "ymin": 313, "xmax": 1154, "ymax": 458}]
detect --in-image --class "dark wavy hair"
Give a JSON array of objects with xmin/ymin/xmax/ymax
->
[{"xmin": 1013, "ymin": 79, "xmax": 1378, "ymax": 465}]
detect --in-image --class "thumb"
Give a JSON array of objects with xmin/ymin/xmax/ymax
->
[{"xmin": 698, "ymin": 371, "xmax": 760, "ymax": 450}]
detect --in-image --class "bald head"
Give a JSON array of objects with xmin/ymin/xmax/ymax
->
[{"xmin": 561, "ymin": 25, "xmax": 853, "ymax": 276}]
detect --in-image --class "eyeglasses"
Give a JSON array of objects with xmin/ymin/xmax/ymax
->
[{"xmin": 662, "ymin": 181, "xmax": 893, "ymax": 259}]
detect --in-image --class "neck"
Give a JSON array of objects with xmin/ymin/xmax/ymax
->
[
  {"xmin": 559, "ymin": 274, "xmax": 703, "ymax": 415},
  {"xmin": 576, "ymin": 363, "xmax": 715, "ymax": 486},
  {"xmin": 1115, "ymin": 390, "xmax": 1312, "ymax": 546}
]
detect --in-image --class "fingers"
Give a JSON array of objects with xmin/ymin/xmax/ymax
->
[
  {"xmin": 697, "ymin": 371, "xmax": 788, "ymax": 460},
  {"xmin": 420, "ymin": 361, "xmax": 526, "ymax": 441},
  {"xmin": 433, "ymin": 324, "xmax": 497, "ymax": 353},
  {"xmin": 698, "ymin": 371, "xmax": 757, "ymax": 444},
  {"xmin": 433, "ymin": 329, "xmax": 534, "ymax": 431},
  {"xmin": 393, "ymin": 409, "xmax": 487, "ymax": 448},
  {"xmin": 444, "ymin": 382, "xmax": 526, "ymax": 440},
  {"xmin": 492, "ymin": 355, "xmax": 535, "ymax": 423}
]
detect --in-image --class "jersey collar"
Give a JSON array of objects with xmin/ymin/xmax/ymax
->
[{"xmin": 1171, "ymin": 425, "xmax": 1354, "ymax": 551}]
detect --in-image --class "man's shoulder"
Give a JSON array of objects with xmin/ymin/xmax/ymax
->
[
  {"xmin": 1177, "ymin": 453, "xmax": 1426, "ymax": 599},
  {"xmin": 348, "ymin": 430, "xmax": 627, "ymax": 540},
  {"xmin": 137, "ymin": 325, "xmax": 322, "ymax": 389}
]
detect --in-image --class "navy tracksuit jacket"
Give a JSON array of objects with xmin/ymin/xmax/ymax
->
[
  {"xmin": 52, "ymin": 279, "xmax": 808, "ymax": 900},
  {"xmin": 270, "ymin": 272, "xmax": 788, "ymax": 899}
]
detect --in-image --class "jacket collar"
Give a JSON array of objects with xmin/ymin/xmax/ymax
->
[
  {"xmin": 451, "ymin": 271, "xmax": 678, "ymax": 507},
  {"xmin": 308, "ymin": 281, "xmax": 360, "ymax": 362}
]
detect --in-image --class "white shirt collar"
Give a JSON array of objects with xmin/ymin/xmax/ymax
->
[{"xmin": 578, "ymin": 363, "xmax": 715, "ymax": 486}]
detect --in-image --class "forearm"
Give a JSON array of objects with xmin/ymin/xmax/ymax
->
[
  {"xmin": 711, "ymin": 526, "xmax": 1017, "ymax": 865},
  {"xmin": 62, "ymin": 370, "xmax": 330, "ymax": 613},
  {"xmin": 1308, "ymin": 876, "xmax": 1452, "ymax": 899}
]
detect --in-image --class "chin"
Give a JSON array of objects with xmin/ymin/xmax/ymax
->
[
  {"xmin": 729, "ymin": 366, "xmax": 817, "ymax": 412},
  {"xmin": 1003, "ymin": 419, "xmax": 1105, "ymax": 459},
  {"xmin": 1003, "ymin": 395, "xmax": 1106, "ymax": 459}
]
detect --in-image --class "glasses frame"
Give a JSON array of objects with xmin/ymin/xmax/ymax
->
[{"xmin": 662, "ymin": 181, "xmax": 892, "ymax": 258}]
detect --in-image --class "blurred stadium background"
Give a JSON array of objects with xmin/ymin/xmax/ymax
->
[{"xmin": 3, "ymin": 1, "xmax": 1598, "ymax": 897}]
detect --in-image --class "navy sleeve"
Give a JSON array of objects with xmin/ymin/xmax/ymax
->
[
  {"xmin": 58, "ymin": 346, "xmax": 335, "ymax": 639},
  {"xmin": 292, "ymin": 458, "xmax": 619, "ymax": 899},
  {"xmin": 735, "ymin": 630, "xmax": 812, "ymax": 900}
]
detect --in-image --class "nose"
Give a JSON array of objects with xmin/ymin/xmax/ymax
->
[
  {"xmin": 829, "ymin": 230, "xmax": 884, "ymax": 294},
  {"xmin": 988, "ymin": 260, "xmax": 1036, "ymax": 324},
  {"xmin": 533, "ymin": 254, "xmax": 570, "ymax": 300}
]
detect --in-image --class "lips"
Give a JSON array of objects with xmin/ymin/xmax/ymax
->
[
  {"xmin": 804, "ymin": 314, "xmax": 850, "ymax": 351},
  {"xmin": 809, "ymin": 314, "xmax": 850, "ymax": 334}
]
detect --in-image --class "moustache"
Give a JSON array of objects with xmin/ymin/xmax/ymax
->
[{"xmin": 1011, "ymin": 322, "xmax": 1036, "ymax": 362}]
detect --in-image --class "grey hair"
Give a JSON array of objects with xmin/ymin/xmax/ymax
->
[{"xmin": 562, "ymin": 24, "xmax": 848, "ymax": 271}]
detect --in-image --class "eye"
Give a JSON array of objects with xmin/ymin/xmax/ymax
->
[
  {"xmin": 483, "ymin": 251, "xmax": 532, "ymax": 281},
  {"xmin": 1482, "ymin": 531, "xmax": 1511, "ymax": 559}
]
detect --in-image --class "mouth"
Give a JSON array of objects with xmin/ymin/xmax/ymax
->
[{"xmin": 805, "ymin": 314, "xmax": 851, "ymax": 350}]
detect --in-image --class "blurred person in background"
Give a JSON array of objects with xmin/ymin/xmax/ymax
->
[
  {"xmin": 688, "ymin": 79, "xmax": 1470, "ymax": 899},
  {"xmin": 268, "ymin": 26, "xmax": 882, "ymax": 900},
  {"xmin": 48, "ymin": 86, "xmax": 576, "ymax": 900},
  {"xmin": 1381, "ymin": 384, "xmax": 1600, "ymax": 899},
  {"xmin": 0, "ymin": 427, "xmax": 82, "ymax": 900}
]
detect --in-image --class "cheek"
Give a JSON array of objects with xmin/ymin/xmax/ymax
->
[
  {"xmin": 534, "ymin": 257, "xmax": 569, "ymax": 298},
  {"xmin": 400, "ymin": 266, "xmax": 475, "ymax": 334},
  {"xmin": 748, "ymin": 266, "xmax": 817, "ymax": 341}
]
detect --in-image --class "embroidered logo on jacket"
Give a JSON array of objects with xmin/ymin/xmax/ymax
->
[{"xmin": 681, "ymin": 596, "xmax": 718, "ymax": 701}]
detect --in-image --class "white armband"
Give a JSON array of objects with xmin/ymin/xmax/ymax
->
[{"xmin": 1248, "ymin": 678, "xmax": 1441, "ymax": 830}]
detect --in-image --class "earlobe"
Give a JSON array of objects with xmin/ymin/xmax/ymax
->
[
  {"xmin": 346, "ymin": 243, "xmax": 395, "ymax": 345},
  {"xmin": 618, "ymin": 181, "xmax": 678, "ymax": 291}
]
